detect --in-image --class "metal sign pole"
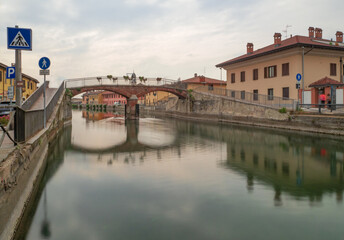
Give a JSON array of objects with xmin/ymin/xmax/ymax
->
[
  {"xmin": 15, "ymin": 48, "xmax": 22, "ymax": 106},
  {"xmin": 44, "ymin": 74, "xmax": 46, "ymax": 128}
]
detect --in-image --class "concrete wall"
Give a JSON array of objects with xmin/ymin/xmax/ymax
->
[{"xmin": 0, "ymin": 91, "xmax": 71, "ymax": 240}]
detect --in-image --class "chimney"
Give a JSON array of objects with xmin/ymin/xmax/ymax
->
[
  {"xmin": 194, "ymin": 73, "xmax": 197, "ymax": 77},
  {"xmin": 336, "ymin": 31, "xmax": 343, "ymax": 43},
  {"xmin": 308, "ymin": 27, "xmax": 314, "ymax": 38},
  {"xmin": 274, "ymin": 33, "xmax": 282, "ymax": 46},
  {"xmin": 246, "ymin": 43, "xmax": 253, "ymax": 54},
  {"xmin": 315, "ymin": 28, "xmax": 323, "ymax": 39}
]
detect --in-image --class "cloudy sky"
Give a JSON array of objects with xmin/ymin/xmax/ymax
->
[{"xmin": 0, "ymin": 0, "xmax": 343, "ymax": 87}]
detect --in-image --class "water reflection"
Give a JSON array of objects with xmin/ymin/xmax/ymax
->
[
  {"xmin": 18, "ymin": 110, "xmax": 344, "ymax": 240},
  {"xmin": 218, "ymin": 124, "xmax": 344, "ymax": 206}
]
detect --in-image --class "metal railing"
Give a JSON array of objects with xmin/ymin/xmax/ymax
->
[
  {"xmin": 65, "ymin": 76, "xmax": 181, "ymax": 89},
  {"xmin": 15, "ymin": 82, "xmax": 65, "ymax": 142},
  {"xmin": 193, "ymin": 86, "xmax": 298, "ymax": 110}
]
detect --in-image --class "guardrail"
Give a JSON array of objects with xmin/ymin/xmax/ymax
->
[
  {"xmin": 65, "ymin": 76, "xmax": 180, "ymax": 88},
  {"xmin": 299, "ymin": 104, "xmax": 344, "ymax": 113},
  {"xmin": 15, "ymin": 82, "xmax": 65, "ymax": 142},
  {"xmin": 22, "ymin": 81, "xmax": 49, "ymax": 111},
  {"xmin": 193, "ymin": 86, "xmax": 298, "ymax": 110}
]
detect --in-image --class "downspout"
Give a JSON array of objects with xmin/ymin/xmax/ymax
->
[{"xmin": 340, "ymin": 57, "xmax": 343, "ymax": 83}]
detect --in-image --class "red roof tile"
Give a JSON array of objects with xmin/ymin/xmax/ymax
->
[
  {"xmin": 216, "ymin": 35, "xmax": 344, "ymax": 68},
  {"xmin": 309, "ymin": 76, "xmax": 344, "ymax": 87},
  {"xmin": 182, "ymin": 76, "xmax": 226, "ymax": 85}
]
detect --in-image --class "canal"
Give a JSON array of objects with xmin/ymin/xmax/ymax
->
[{"xmin": 17, "ymin": 110, "xmax": 344, "ymax": 240}]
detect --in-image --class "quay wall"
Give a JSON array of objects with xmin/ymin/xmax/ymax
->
[
  {"xmin": 142, "ymin": 92, "xmax": 344, "ymax": 137},
  {"xmin": 0, "ymin": 91, "xmax": 72, "ymax": 240}
]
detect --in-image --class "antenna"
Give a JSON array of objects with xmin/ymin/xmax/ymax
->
[{"xmin": 283, "ymin": 25, "xmax": 292, "ymax": 39}]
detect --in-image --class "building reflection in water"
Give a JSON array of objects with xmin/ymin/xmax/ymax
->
[{"xmin": 220, "ymin": 125, "xmax": 344, "ymax": 206}]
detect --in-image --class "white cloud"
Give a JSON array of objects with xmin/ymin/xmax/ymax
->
[{"xmin": 0, "ymin": 0, "xmax": 343, "ymax": 86}]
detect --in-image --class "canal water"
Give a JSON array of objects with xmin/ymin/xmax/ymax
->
[{"xmin": 18, "ymin": 110, "xmax": 344, "ymax": 240}]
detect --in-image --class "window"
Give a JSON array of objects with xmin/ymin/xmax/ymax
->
[
  {"xmin": 264, "ymin": 65, "xmax": 277, "ymax": 78},
  {"xmin": 231, "ymin": 91, "xmax": 235, "ymax": 98},
  {"xmin": 241, "ymin": 91, "xmax": 245, "ymax": 100},
  {"xmin": 31, "ymin": 83, "xmax": 33, "ymax": 89},
  {"xmin": 253, "ymin": 89, "xmax": 258, "ymax": 101},
  {"xmin": 0, "ymin": 72, "xmax": 2, "ymax": 82},
  {"xmin": 282, "ymin": 87, "xmax": 289, "ymax": 99},
  {"xmin": 253, "ymin": 69, "xmax": 258, "ymax": 80},
  {"xmin": 208, "ymin": 84, "xmax": 214, "ymax": 90},
  {"xmin": 240, "ymin": 71, "xmax": 245, "ymax": 82},
  {"xmin": 282, "ymin": 63, "xmax": 289, "ymax": 76},
  {"xmin": 330, "ymin": 63, "xmax": 337, "ymax": 76},
  {"xmin": 268, "ymin": 88, "xmax": 274, "ymax": 100},
  {"xmin": 231, "ymin": 73, "xmax": 235, "ymax": 83}
]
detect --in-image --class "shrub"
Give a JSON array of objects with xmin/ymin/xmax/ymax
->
[
  {"xmin": 279, "ymin": 107, "xmax": 287, "ymax": 113},
  {"xmin": 0, "ymin": 115, "xmax": 10, "ymax": 126}
]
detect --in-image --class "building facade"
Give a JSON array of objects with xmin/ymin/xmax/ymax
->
[
  {"xmin": 182, "ymin": 74, "xmax": 227, "ymax": 91},
  {"xmin": 216, "ymin": 27, "xmax": 344, "ymax": 102},
  {"xmin": 0, "ymin": 63, "xmax": 39, "ymax": 101}
]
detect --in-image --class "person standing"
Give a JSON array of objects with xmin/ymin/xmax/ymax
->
[{"xmin": 320, "ymin": 92, "xmax": 326, "ymax": 107}]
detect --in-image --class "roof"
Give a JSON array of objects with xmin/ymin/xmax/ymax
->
[
  {"xmin": 309, "ymin": 76, "xmax": 344, "ymax": 88},
  {"xmin": 182, "ymin": 75, "xmax": 226, "ymax": 85},
  {"xmin": 216, "ymin": 35, "xmax": 344, "ymax": 68},
  {"xmin": 0, "ymin": 62, "xmax": 39, "ymax": 83}
]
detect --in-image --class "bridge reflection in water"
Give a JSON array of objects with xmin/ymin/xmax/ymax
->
[{"xmin": 17, "ymin": 110, "xmax": 344, "ymax": 240}]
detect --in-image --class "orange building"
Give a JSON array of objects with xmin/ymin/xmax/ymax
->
[
  {"xmin": 216, "ymin": 27, "xmax": 344, "ymax": 104},
  {"xmin": 182, "ymin": 74, "xmax": 227, "ymax": 91}
]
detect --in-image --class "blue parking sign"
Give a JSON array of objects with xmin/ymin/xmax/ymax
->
[
  {"xmin": 6, "ymin": 67, "xmax": 15, "ymax": 79},
  {"xmin": 7, "ymin": 27, "xmax": 32, "ymax": 50}
]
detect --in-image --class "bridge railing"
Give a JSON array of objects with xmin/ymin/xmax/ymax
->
[
  {"xmin": 15, "ymin": 82, "xmax": 65, "ymax": 142},
  {"xmin": 193, "ymin": 86, "xmax": 298, "ymax": 110},
  {"xmin": 65, "ymin": 76, "xmax": 181, "ymax": 89}
]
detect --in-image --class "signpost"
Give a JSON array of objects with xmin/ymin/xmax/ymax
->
[
  {"xmin": 39, "ymin": 57, "xmax": 51, "ymax": 128},
  {"xmin": 296, "ymin": 73, "xmax": 302, "ymax": 108}
]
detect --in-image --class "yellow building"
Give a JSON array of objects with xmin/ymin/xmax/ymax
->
[
  {"xmin": 144, "ymin": 91, "xmax": 170, "ymax": 106},
  {"xmin": 216, "ymin": 27, "xmax": 344, "ymax": 102},
  {"xmin": 82, "ymin": 91, "xmax": 104, "ymax": 104},
  {"xmin": 0, "ymin": 63, "xmax": 39, "ymax": 101}
]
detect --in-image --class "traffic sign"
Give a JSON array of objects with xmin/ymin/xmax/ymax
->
[
  {"xmin": 8, "ymin": 86, "xmax": 14, "ymax": 99},
  {"xmin": 296, "ymin": 83, "xmax": 300, "ymax": 89},
  {"xmin": 7, "ymin": 27, "xmax": 32, "ymax": 50},
  {"xmin": 40, "ymin": 69, "xmax": 50, "ymax": 75},
  {"xmin": 16, "ymin": 81, "xmax": 24, "ymax": 87},
  {"xmin": 296, "ymin": 73, "xmax": 302, "ymax": 81},
  {"xmin": 6, "ymin": 67, "xmax": 15, "ymax": 79},
  {"xmin": 39, "ymin": 57, "xmax": 51, "ymax": 70}
]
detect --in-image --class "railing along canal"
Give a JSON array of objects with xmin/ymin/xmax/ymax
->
[
  {"xmin": 193, "ymin": 86, "xmax": 298, "ymax": 110},
  {"xmin": 15, "ymin": 82, "xmax": 65, "ymax": 142}
]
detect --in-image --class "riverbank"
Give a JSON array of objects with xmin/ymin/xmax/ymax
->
[
  {"xmin": 141, "ymin": 108, "xmax": 344, "ymax": 138},
  {"xmin": 0, "ymin": 92, "xmax": 71, "ymax": 240}
]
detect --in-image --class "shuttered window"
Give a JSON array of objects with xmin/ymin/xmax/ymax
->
[
  {"xmin": 330, "ymin": 63, "xmax": 337, "ymax": 76},
  {"xmin": 253, "ymin": 69, "xmax": 258, "ymax": 80},
  {"xmin": 253, "ymin": 89, "xmax": 258, "ymax": 101},
  {"xmin": 240, "ymin": 71, "xmax": 245, "ymax": 82},
  {"xmin": 264, "ymin": 65, "xmax": 277, "ymax": 78},
  {"xmin": 231, "ymin": 73, "xmax": 235, "ymax": 83},
  {"xmin": 282, "ymin": 87, "xmax": 289, "ymax": 99},
  {"xmin": 282, "ymin": 63, "xmax": 289, "ymax": 76}
]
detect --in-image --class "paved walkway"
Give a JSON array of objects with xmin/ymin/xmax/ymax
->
[
  {"xmin": 29, "ymin": 88, "xmax": 57, "ymax": 110},
  {"xmin": 0, "ymin": 130, "xmax": 15, "ymax": 162}
]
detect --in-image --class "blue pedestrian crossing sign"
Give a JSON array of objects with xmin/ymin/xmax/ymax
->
[
  {"xmin": 7, "ymin": 27, "xmax": 32, "ymax": 50},
  {"xmin": 39, "ymin": 57, "xmax": 51, "ymax": 70},
  {"xmin": 6, "ymin": 67, "xmax": 15, "ymax": 79}
]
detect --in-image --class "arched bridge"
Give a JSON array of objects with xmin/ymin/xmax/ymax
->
[{"xmin": 65, "ymin": 76, "xmax": 188, "ymax": 119}]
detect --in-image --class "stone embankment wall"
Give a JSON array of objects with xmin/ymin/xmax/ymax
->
[
  {"xmin": 166, "ymin": 91, "xmax": 288, "ymax": 121},
  {"xmin": 145, "ymin": 91, "xmax": 344, "ymax": 137},
  {"xmin": 0, "ymin": 92, "xmax": 72, "ymax": 240}
]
